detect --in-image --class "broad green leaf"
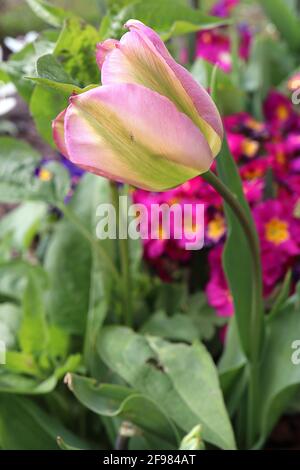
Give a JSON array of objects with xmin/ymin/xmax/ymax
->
[
  {"xmin": 67, "ymin": 373, "xmax": 179, "ymax": 447},
  {"xmin": 0, "ymin": 259, "xmax": 47, "ymax": 302},
  {"xmin": 215, "ymin": 137, "xmax": 263, "ymax": 358},
  {"xmin": 30, "ymin": 85, "xmax": 69, "ymax": 147},
  {"xmin": 218, "ymin": 318, "xmax": 247, "ymax": 416},
  {"xmin": 258, "ymin": 0, "xmax": 300, "ymax": 52},
  {"xmin": 5, "ymin": 351, "xmax": 40, "ymax": 376},
  {"xmin": 0, "ymin": 303, "xmax": 21, "ymax": 349},
  {"xmin": 45, "ymin": 174, "xmax": 113, "ymax": 335},
  {"xmin": 97, "ymin": 326, "xmax": 236, "ymax": 449},
  {"xmin": 0, "ymin": 395, "xmax": 89, "ymax": 450},
  {"xmin": 0, "ymin": 138, "xmax": 70, "ymax": 203},
  {"xmin": 0, "ymin": 202, "xmax": 47, "ymax": 250},
  {"xmin": 113, "ymin": 0, "xmax": 229, "ymax": 41},
  {"xmin": 19, "ymin": 271, "xmax": 48, "ymax": 355},
  {"xmin": 141, "ymin": 310, "xmax": 199, "ymax": 343},
  {"xmin": 0, "ymin": 371, "xmax": 57, "ymax": 394},
  {"xmin": 25, "ymin": 0, "xmax": 70, "ymax": 28},
  {"xmin": 149, "ymin": 337, "xmax": 236, "ymax": 450},
  {"xmin": 255, "ymin": 287, "xmax": 300, "ymax": 447}
]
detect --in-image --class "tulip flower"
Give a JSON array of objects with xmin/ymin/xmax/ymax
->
[{"xmin": 53, "ymin": 20, "xmax": 223, "ymax": 191}]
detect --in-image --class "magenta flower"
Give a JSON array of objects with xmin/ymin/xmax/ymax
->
[
  {"xmin": 206, "ymin": 246, "xmax": 234, "ymax": 317},
  {"xmin": 53, "ymin": 20, "xmax": 223, "ymax": 191},
  {"xmin": 254, "ymin": 199, "xmax": 300, "ymax": 256}
]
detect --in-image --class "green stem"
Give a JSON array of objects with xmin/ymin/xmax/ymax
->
[
  {"xmin": 110, "ymin": 183, "xmax": 133, "ymax": 327},
  {"xmin": 202, "ymin": 170, "xmax": 263, "ymax": 447},
  {"xmin": 58, "ymin": 202, "xmax": 120, "ymax": 283}
]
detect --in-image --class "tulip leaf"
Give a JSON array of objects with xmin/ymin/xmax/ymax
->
[
  {"xmin": 0, "ymin": 395, "xmax": 89, "ymax": 450},
  {"xmin": 67, "ymin": 373, "xmax": 179, "ymax": 447},
  {"xmin": 97, "ymin": 326, "xmax": 236, "ymax": 450},
  {"xmin": 215, "ymin": 137, "xmax": 263, "ymax": 358},
  {"xmin": 113, "ymin": 0, "xmax": 229, "ymax": 41},
  {"xmin": 254, "ymin": 286, "xmax": 300, "ymax": 448}
]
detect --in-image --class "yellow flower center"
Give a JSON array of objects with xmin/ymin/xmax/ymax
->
[
  {"xmin": 243, "ymin": 168, "xmax": 263, "ymax": 180},
  {"xmin": 265, "ymin": 218, "xmax": 289, "ymax": 245},
  {"xmin": 276, "ymin": 105, "xmax": 289, "ymax": 121},
  {"xmin": 39, "ymin": 168, "xmax": 53, "ymax": 181},
  {"xmin": 241, "ymin": 139, "xmax": 259, "ymax": 158},
  {"xmin": 207, "ymin": 215, "xmax": 225, "ymax": 241},
  {"xmin": 246, "ymin": 118, "xmax": 264, "ymax": 132},
  {"xmin": 276, "ymin": 150, "xmax": 286, "ymax": 165}
]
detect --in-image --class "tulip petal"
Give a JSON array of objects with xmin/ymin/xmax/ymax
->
[
  {"xmin": 96, "ymin": 39, "xmax": 119, "ymax": 69},
  {"xmin": 125, "ymin": 19, "xmax": 223, "ymax": 144},
  {"xmin": 64, "ymin": 83, "xmax": 213, "ymax": 191},
  {"xmin": 100, "ymin": 21, "xmax": 222, "ymax": 156},
  {"xmin": 52, "ymin": 108, "xmax": 69, "ymax": 158}
]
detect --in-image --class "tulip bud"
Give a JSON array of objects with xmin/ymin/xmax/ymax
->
[{"xmin": 53, "ymin": 20, "xmax": 223, "ymax": 191}]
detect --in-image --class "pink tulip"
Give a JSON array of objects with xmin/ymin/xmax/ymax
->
[{"xmin": 53, "ymin": 20, "xmax": 223, "ymax": 191}]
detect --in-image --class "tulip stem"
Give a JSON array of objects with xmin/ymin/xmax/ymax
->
[
  {"xmin": 58, "ymin": 202, "xmax": 120, "ymax": 283},
  {"xmin": 202, "ymin": 169, "xmax": 263, "ymax": 447},
  {"xmin": 110, "ymin": 183, "xmax": 133, "ymax": 327}
]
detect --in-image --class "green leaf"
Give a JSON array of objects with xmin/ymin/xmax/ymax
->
[
  {"xmin": 218, "ymin": 318, "xmax": 247, "ymax": 416},
  {"xmin": 0, "ymin": 138, "xmax": 70, "ymax": 203},
  {"xmin": 25, "ymin": 0, "xmax": 70, "ymax": 28},
  {"xmin": 0, "ymin": 371, "xmax": 57, "ymax": 394},
  {"xmin": 0, "ymin": 202, "xmax": 47, "ymax": 250},
  {"xmin": 179, "ymin": 425, "xmax": 205, "ymax": 450},
  {"xmin": 141, "ymin": 310, "xmax": 199, "ymax": 343},
  {"xmin": 54, "ymin": 17, "xmax": 100, "ymax": 86},
  {"xmin": 45, "ymin": 174, "xmax": 113, "ymax": 335},
  {"xmin": 149, "ymin": 337, "xmax": 236, "ymax": 450},
  {"xmin": 27, "ymin": 53, "xmax": 83, "ymax": 95},
  {"xmin": 112, "ymin": 0, "xmax": 229, "ymax": 41},
  {"xmin": 5, "ymin": 351, "xmax": 40, "ymax": 376},
  {"xmin": 2, "ymin": 31, "xmax": 57, "ymax": 102},
  {"xmin": 258, "ymin": 0, "xmax": 300, "ymax": 52},
  {"xmin": 18, "ymin": 271, "xmax": 48, "ymax": 355},
  {"xmin": 268, "ymin": 270, "xmax": 292, "ymax": 320},
  {"xmin": 0, "ymin": 259, "xmax": 47, "ymax": 302},
  {"xmin": 67, "ymin": 373, "xmax": 179, "ymax": 448},
  {"xmin": 0, "ymin": 395, "xmax": 89, "ymax": 449},
  {"xmin": 215, "ymin": 137, "xmax": 263, "ymax": 358},
  {"xmin": 255, "ymin": 288, "xmax": 300, "ymax": 447},
  {"xmin": 0, "ymin": 303, "xmax": 21, "ymax": 349},
  {"xmin": 97, "ymin": 326, "xmax": 236, "ymax": 449},
  {"xmin": 30, "ymin": 85, "xmax": 69, "ymax": 147},
  {"xmin": 192, "ymin": 59, "xmax": 246, "ymax": 115}
]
